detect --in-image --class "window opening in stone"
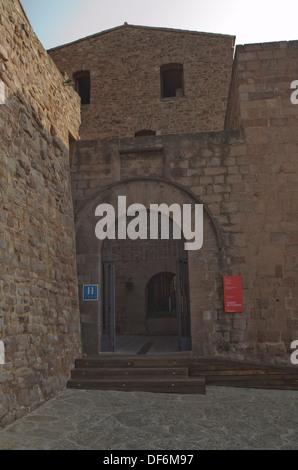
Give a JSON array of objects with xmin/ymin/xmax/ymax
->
[
  {"xmin": 161, "ymin": 64, "xmax": 184, "ymax": 98},
  {"xmin": 74, "ymin": 71, "xmax": 90, "ymax": 105},
  {"xmin": 135, "ymin": 130, "xmax": 156, "ymax": 137},
  {"xmin": 147, "ymin": 272, "xmax": 177, "ymax": 319}
]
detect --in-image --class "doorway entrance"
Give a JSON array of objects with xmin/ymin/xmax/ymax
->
[{"xmin": 101, "ymin": 230, "xmax": 191, "ymax": 354}]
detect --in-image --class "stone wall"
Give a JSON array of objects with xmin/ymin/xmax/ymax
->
[
  {"xmin": 0, "ymin": 0, "xmax": 81, "ymax": 427},
  {"xmin": 2, "ymin": 2, "xmax": 295, "ymax": 395},
  {"xmin": 48, "ymin": 25, "xmax": 235, "ymax": 140},
  {"xmin": 223, "ymin": 41, "xmax": 298, "ymax": 363},
  {"xmin": 70, "ymin": 40, "xmax": 298, "ymax": 365},
  {"xmin": 74, "ymin": 174, "xmax": 222, "ymax": 356},
  {"xmin": 72, "ymin": 133, "xmax": 234, "ymax": 357}
]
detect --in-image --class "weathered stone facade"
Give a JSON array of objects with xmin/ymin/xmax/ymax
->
[
  {"xmin": 224, "ymin": 41, "xmax": 298, "ymax": 362},
  {"xmin": 1, "ymin": 0, "xmax": 298, "ymax": 427},
  {"xmin": 49, "ymin": 28, "xmax": 298, "ymax": 366},
  {"xmin": 48, "ymin": 25, "xmax": 235, "ymax": 140},
  {"xmin": 0, "ymin": 0, "xmax": 81, "ymax": 427}
]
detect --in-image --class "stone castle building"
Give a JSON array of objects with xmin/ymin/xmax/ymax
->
[{"xmin": 1, "ymin": 0, "xmax": 298, "ymax": 426}]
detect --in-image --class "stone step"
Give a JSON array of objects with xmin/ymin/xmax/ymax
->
[{"xmin": 67, "ymin": 377, "xmax": 206, "ymax": 394}]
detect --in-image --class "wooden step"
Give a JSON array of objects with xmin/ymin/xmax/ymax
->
[
  {"xmin": 67, "ymin": 377, "xmax": 206, "ymax": 394},
  {"xmin": 190, "ymin": 361, "xmax": 298, "ymax": 390},
  {"xmin": 68, "ymin": 355, "xmax": 298, "ymax": 393},
  {"xmin": 75, "ymin": 356, "xmax": 191, "ymax": 369},
  {"xmin": 204, "ymin": 378, "xmax": 298, "ymax": 390},
  {"xmin": 190, "ymin": 362, "xmax": 298, "ymax": 374},
  {"xmin": 71, "ymin": 366, "xmax": 189, "ymax": 380},
  {"xmin": 190, "ymin": 369, "xmax": 298, "ymax": 378},
  {"xmin": 68, "ymin": 354, "xmax": 204, "ymax": 394}
]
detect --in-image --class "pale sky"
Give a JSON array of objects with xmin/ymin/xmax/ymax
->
[{"xmin": 21, "ymin": 0, "xmax": 298, "ymax": 50}]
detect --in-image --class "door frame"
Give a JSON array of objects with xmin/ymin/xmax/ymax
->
[{"xmin": 100, "ymin": 244, "xmax": 191, "ymax": 353}]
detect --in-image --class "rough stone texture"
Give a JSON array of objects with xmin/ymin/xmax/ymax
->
[
  {"xmin": 75, "ymin": 175, "xmax": 222, "ymax": 356},
  {"xmin": 48, "ymin": 25, "xmax": 235, "ymax": 140},
  {"xmin": 224, "ymin": 41, "xmax": 298, "ymax": 364},
  {"xmin": 50, "ymin": 33, "xmax": 298, "ymax": 366},
  {"xmin": 1, "ymin": 387, "xmax": 298, "ymax": 450},
  {"xmin": 0, "ymin": 0, "xmax": 81, "ymax": 427},
  {"xmin": 1, "ymin": 0, "xmax": 298, "ymax": 430}
]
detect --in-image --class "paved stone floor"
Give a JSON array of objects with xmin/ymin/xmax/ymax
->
[
  {"xmin": 0, "ymin": 386, "xmax": 298, "ymax": 450},
  {"xmin": 115, "ymin": 335, "xmax": 180, "ymax": 354}
]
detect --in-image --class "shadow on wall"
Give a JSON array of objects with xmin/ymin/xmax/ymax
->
[{"xmin": 0, "ymin": 88, "xmax": 81, "ymax": 428}]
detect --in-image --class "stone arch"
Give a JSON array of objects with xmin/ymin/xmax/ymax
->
[
  {"xmin": 75, "ymin": 177, "xmax": 223, "ymax": 249},
  {"xmin": 75, "ymin": 178, "xmax": 223, "ymax": 356}
]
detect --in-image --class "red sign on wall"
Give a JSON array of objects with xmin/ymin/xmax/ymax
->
[{"xmin": 223, "ymin": 276, "xmax": 243, "ymax": 313}]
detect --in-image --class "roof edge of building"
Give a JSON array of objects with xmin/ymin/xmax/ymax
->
[{"xmin": 47, "ymin": 23, "xmax": 236, "ymax": 52}]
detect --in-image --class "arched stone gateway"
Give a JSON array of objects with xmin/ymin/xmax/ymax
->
[{"xmin": 75, "ymin": 178, "xmax": 223, "ymax": 357}]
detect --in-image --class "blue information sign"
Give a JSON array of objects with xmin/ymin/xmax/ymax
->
[{"xmin": 83, "ymin": 285, "xmax": 99, "ymax": 301}]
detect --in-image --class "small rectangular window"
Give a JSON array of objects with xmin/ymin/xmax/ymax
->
[
  {"xmin": 161, "ymin": 64, "xmax": 184, "ymax": 98},
  {"xmin": 74, "ymin": 71, "xmax": 90, "ymax": 105},
  {"xmin": 135, "ymin": 129, "xmax": 156, "ymax": 137}
]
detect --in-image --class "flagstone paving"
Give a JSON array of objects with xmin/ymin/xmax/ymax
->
[{"xmin": 0, "ymin": 386, "xmax": 298, "ymax": 450}]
